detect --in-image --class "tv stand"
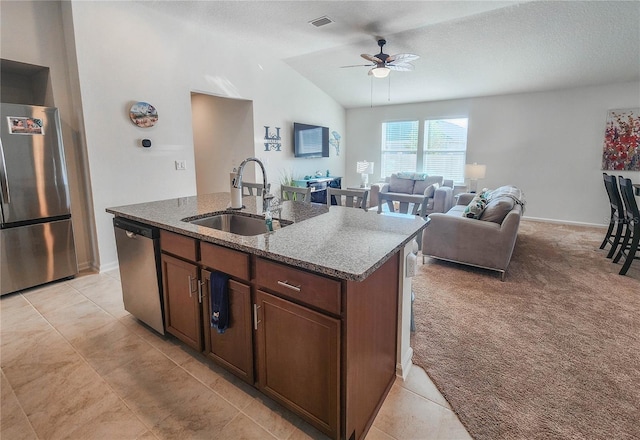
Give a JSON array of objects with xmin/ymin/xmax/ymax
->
[{"xmin": 293, "ymin": 176, "xmax": 342, "ymax": 204}]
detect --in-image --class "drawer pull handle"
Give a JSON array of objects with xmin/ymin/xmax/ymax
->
[
  {"xmin": 253, "ymin": 304, "xmax": 261, "ymax": 330},
  {"xmin": 188, "ymin": 275, "xmax": 196, "ymax": 297},
  {"xmin": 277, "ymin": 280, "xmax": 301, "ymax": 292}
]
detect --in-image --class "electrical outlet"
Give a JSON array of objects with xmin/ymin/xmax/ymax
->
[{"xmin": 175, "ymin": 160, "xmax": 187, "ymax": 171}]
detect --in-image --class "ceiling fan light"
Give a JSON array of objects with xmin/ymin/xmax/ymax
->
[{"xmin": 371, "ymin": 67, "xmax": 390, "ymax": 78}]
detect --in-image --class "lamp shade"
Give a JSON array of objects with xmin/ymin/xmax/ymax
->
[
  {"xmin": 371, "ymin": 67, "xmax": 390, "ymax": 78},
  {"xmin": 464, "ymin": 163, "xmax": 486, "ymax": 180},
  {"xmin": 356, "ymin": 161, "xmax": 374, "ymax": 174}
]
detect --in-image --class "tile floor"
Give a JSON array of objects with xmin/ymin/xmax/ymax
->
[{"xmin": 0, "ymin": 270, "xmax": 470, "ymax": 440}]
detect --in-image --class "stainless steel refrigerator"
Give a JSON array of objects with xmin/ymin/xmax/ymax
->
[{"xmin": 1, "ymin": 103, "xmax": 78, "ymax": 295}]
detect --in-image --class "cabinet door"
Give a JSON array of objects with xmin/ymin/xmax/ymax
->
[
  {"xmin": 201, "ymin": 269, "xmax": 254, "ymax": 384},
  {"xmin": 161, "ymin": 253, "xmax": 202, "ymax": 350},
  {"xmin": 255, "ymin": 289, "xmax": 340, "ymax": 438}
]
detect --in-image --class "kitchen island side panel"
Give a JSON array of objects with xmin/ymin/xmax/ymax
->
[{"xmin": 344, "ymin": 252, "xmax": 400, "ymax": 440}]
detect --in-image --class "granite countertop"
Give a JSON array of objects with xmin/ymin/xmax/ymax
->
[{"xmin": 107, "ymin": 192, "xmax": 428, "ymax": 281}]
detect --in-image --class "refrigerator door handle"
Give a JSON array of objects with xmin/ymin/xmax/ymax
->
[{"xmin": 0, "ymin": 139, "xmax": 9, "ymax": 204}]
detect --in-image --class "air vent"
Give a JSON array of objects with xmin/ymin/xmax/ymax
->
[{"xmin": 309, "ymin": 16, "xmax": 333, "ymax": 27}]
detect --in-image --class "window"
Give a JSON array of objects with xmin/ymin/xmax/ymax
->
[
  {"xmin": 380, "ymin": 118, "xmax": 468, "ymax": 183},
  {"xmin": 423, "ymin": 118, "xmax": 468, "ymax": 183},
  {"xmin": 381, "ymin": 121, "xmax": 419, "ymax": 178}
]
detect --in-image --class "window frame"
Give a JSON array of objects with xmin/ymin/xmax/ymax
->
[{"xmin": 379, "ymin": 117, "xmax": 469, "ymax": 183}]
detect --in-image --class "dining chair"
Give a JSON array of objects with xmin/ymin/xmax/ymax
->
[
  {"xmin": 326, "ymin": 188, "xmax": 369, "ymax": 211},
  {"xmin": 600, "ymin": 173, "xmax": 627, "ymax": 258},
  {"xmin": 377, "ymin": 192, "xmax": 428, "ymax": 217},
  {"xmin": 612, "ymin": 177, "xmax": 639, "ymax": 275},
  {"xmin": 241, "ymin": 182, "xmax": 264, "ymax": 196},
  {"xmin": 280, "ymin": 184, "xmax": 311, "ymax": 203}
]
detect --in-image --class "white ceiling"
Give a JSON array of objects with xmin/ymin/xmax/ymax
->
[{"xmin": 148, "ymin": 1, "xmax": 640, "ymax": 108}]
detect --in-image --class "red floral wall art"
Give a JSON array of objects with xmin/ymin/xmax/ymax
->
[{"xmin": 602, "ymin": 108, "xmax": 640, "ymax": 171}]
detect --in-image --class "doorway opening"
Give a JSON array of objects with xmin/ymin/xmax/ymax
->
[{"xmin": 191, "ymin": 93, "xmax": 255, "ymax": 194}]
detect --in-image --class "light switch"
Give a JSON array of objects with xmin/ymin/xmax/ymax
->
[{"xmin": 175, "ymin": 160, "xmax": 187, "ymax": 171}]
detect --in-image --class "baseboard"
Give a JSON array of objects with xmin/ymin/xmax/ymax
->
[
  {"xmin": 522, "ymin": 216, "xmax": 607, "ymax": 229},
  {"xmin": 77, "ymin": 260, "xmax": 101, "ymax": 274},
  {"xmin": 99, "ymin": 261, "xmax": 119, "ymax": 273},
  {"xmin": 396, "ymin": 346, "xmax": 413, "ymax": 380}
]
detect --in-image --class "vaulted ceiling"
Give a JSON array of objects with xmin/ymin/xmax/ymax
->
[{"xmin": 149, "ymin": 1, "xmax": 640, "ymax": 108}]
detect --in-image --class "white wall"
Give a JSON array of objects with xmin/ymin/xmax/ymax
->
[
  {"xmin": 68, "ymin": 1, "xmax": 345, "ymax": 270},
  {"xmin": 347, "ymin": 81, "xmax": 640, "ymax": 226},
  {"xmin": 1, "ymin": 0, "xmax": 95, "ymax": 270},
  {"xmin": 192, "ymin": 94, "xmax": 254, "ymax": 194}
]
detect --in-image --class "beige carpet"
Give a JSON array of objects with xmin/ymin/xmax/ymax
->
[{"xmin": 411, "ymin": 220, "xmax": 640, "ymax": 440}]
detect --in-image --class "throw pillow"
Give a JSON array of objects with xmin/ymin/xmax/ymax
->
[
  {"xmin": 411, "ymin": 173, "xmax": 428, "ymax": 181},
  {"xmin": 463, "ymin": 194, "xmax": 487, "ymax": 219},
  {"xmin": 480, "ymin": 196, "xmax": 515, "ymax": 224},
  {"xmin": 423, "ymin": 182, "xmax": 440, "ymax": 198}
]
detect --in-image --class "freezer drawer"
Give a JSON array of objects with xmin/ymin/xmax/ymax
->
[
  {"xmin": 114, "ymin": 218, "xmax": 164, "ymax": 334},
  {"xmin": 1, "ymin": 218, "xmax": 78, "ymax": 295}
]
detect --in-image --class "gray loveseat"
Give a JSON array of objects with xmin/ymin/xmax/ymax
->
[
  {"xmin": 421, "ymin": 185, "xmax": 525, "ymax": 280},
  {"xmin": 370, "ymin": 173, "xmax": 454, "ymax": 217}
]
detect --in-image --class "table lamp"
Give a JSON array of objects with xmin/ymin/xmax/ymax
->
[
  {"xmin": 356, "ymin": 161, "xmax": 374, "ymax": 187},
  {"xmin": 464, "ymin": 163, "xmax": 486, "ymax": 193}
]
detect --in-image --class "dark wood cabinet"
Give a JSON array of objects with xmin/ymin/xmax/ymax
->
[
  {"xmin": 158, "ymin": 228, "xmax": 400, "ymax": 440},
  {"xmin": 160, "ymin": 231, "xmax": 254, "ymax": 383},
  {"xmin": 295, "ymin": 176, "xmax": 342, "ymax": 204},
  {"xmin": 201, "ymin": 270, "xmax": 253, "ymax": 383},
  {"xmin": 255, "ymin": 289, "xmax": 340, "ymax": 438},
  {"xmin": 161, "ymin": 253, "xmax": 202, "ymax": 350}
]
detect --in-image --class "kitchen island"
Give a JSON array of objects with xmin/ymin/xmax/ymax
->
[{"xmin": 107, "ymin": 193, "xmax": 427, "ymax": 440}]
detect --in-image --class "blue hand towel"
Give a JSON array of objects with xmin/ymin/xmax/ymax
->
[{"xmin": 210, "ymin": 271, "xmax": 230, "ymax": 334}]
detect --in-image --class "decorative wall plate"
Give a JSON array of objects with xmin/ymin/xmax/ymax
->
[{"xmin": 129, "ymin": 102, "xmax": 158, "ymax": 128}]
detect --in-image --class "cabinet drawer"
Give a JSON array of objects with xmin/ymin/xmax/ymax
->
[
  {"xmin": 160, "ymin": 230, "xmax": 198, "ymax": 261},
  {"xmin": 200, "ymin": 242, "xmax": 250, "ymax": 281},
  {"xmin": 255, "ymin": 258, "xmax": 341, "ymax": 315}
]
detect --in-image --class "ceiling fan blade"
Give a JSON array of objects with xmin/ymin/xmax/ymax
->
[
  {"xmin": 340, "ymin": 64, "xmax": 375, "ymax": 68},
  {"xmin": 361, "ymin": 54, "xmax": 383, "ymax": 63},
  {"xmin": 387, "ymin": 53, "xmax": 420, "ymax": 63},
  {"xmin": 387, "ymin": 63, "xmax": 414, "ymax": 72}
]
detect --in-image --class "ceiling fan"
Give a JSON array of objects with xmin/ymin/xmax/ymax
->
[{"xmin": 342, "ymin": 39, "xmax": 419, "ymax": 78}]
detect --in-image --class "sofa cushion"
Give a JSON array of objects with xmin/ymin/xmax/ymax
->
[
  {"xmin": 463, "ymin": 194, "xmax": 488, "ymax": 219},
  {"xmin": 388, "ymin": 175, "xmax": 416, "ymax": 193},
  {"xmin": 480, "ymin": 196, "xmax": 515, "ymax": 224},
  {"xmin": 413, "ymin": 176, "xmax": 443, "ymax": 195}
]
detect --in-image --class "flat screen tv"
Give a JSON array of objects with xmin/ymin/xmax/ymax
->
[{"xmin": 293, "ymin": 122, "xmax": 329, "ymax": 158}]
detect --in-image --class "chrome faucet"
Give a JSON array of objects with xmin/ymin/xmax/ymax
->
[{"xmin": 233, "ymin": 157, "xmax": 274, "ymax": 213}]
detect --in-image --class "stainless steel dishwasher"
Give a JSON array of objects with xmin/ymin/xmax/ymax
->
[{"xmin": 113, "ymin": 217, "xmax": 165, "ymax": 334}]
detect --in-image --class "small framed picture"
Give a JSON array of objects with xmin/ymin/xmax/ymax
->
[{"xmin": 7, "ymin": 117, "xmax": 44, "ymax": 135}]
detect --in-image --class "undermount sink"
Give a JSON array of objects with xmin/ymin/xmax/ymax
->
[{"xmin": 184, "ymin": 212, "xmax": 289, "ymax": 236}]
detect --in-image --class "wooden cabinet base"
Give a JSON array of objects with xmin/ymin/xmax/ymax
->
[
  {"xmin": 161, "ymin": 253, "xmax": 202, "ymax": 350},
  {"xmin": 255, "ymin": 289, "xmax": 340, "ymax": 438},
  {"xmin": 202, "ymin": 271, "xmax": 254, "ymax": 384}
]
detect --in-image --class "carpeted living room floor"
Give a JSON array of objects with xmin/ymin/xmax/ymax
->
[{"xmin": 412, "ymin": 219, "xmax": 639, "ymax": 440}]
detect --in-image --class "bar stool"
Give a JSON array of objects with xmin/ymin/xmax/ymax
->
[
  {"xmin": 600, "ymin": 173, "xmax": 627, "ymax": 258},
  {"xmin": 241, "ymin": 182, "xmax": 264, "ymax": 196},
  {"xmin": 613, "ymin": 177, "xmax": 639, "ymax": 275},
  {"xmin": 326, "ymin": 188, "xmax": 369, "ymax": 211},
  {"xmin": 280, "ymin": 185, "xmax": 311, "ymax": 203}
]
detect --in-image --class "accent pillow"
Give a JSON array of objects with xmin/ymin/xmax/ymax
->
[
  {"xmin": 480, "ymin": 196, "xmax": 514, "ymax": 224},
  {"xmin": 463, "ymin": 194, "xmax": 487, "ymax": 219},
  {"xmin": 423, "ymin": 182, "xmax": 440, "ymax": 198},
  {"xmin": 388, "ymin": 175, "xmax": 415, "ymax": 193}
]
